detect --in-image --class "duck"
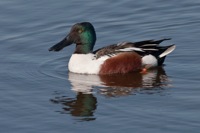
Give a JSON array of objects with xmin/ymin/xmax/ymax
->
[{"xmin": 49, "ymin": 22, "xmax": 176, "ymax": 75}]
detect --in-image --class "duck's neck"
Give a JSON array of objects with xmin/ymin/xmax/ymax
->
[{"xmin": 74, "ymin": 43, "xmax": 95, "ymax": 54}]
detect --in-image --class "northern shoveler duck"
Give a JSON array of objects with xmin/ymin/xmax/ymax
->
[{"xmin": 49, "ymin": 22, "xmax": 176, "ymax": 75}]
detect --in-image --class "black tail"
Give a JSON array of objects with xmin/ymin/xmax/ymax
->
[{"xmin": 134, "ymin": 38, "xmax": 171, "ymax": 47}]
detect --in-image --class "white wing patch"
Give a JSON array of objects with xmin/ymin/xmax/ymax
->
[
  {"xmin": 142, "ymin": 48, "xmax": 158, "ymax": 51},
  {"xmin": 116, "ymin": 47, "xmax": 144, "ymax": 52},
  {"xmin": 140, "ymin": 44, "xmax": 158, "ymax": 47}
]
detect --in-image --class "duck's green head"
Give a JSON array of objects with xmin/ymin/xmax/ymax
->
[{"xmin": 49, "ymin": 22, "xmax": 96, "ymax": 54}]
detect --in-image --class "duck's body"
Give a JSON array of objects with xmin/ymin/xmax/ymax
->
[{"xmin": 49, "ymin": 22, "xmax": 175, "ymax": 75}]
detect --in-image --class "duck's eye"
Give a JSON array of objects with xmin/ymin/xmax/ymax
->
[{"xmin": 78, "ymin": 29, "xmax": 83, "ymax": 33}]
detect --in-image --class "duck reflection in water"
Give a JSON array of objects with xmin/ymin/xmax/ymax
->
[
  {"xmin": 51, "ymin": 92, "xmax": 97, "ymax": 121},
  {"xmin": 51, "ymin": 67, "xmax": 170, "ymax": 121},
  {"xmin": 69, "ymin": 66, "xmax": 170, "ymax": 96}
]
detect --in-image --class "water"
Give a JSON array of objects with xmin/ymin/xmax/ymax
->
[{"xmin": 1, "ymin": 0, "xmax": 200, "ymax": 133}]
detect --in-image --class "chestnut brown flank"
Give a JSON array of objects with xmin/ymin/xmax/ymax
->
[{"xmin": 99, "ymin": 52, "xmax": 142, "ymax": 75}]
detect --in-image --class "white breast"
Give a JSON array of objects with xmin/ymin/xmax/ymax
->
[{"xmin": 68, "ymin": 53, "xmax": 109, "ymax": 74}]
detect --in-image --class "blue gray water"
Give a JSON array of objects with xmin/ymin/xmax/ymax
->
[{"xmin": 1, "ymin": 0, "xmax": 200, "ymax": 133}]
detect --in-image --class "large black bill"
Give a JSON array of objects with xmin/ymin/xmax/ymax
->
[{"xmin": 49, "ymin": 37, "xmax": 73, "ymax": 51}]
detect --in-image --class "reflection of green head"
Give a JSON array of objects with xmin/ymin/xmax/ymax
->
[{"xmin": 75, "ymin": 93, "xmax": 97, "ymax": 117}]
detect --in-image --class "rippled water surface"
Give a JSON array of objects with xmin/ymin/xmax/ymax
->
[{"xmin": 1, "ymin": 0, "xmax": 200, "ymax": 133}]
